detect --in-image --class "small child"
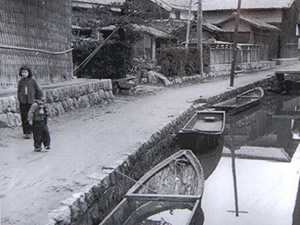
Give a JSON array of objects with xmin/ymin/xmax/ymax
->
[{"xmin": 27, "ymin": 98, "xmax": 51, "ymax": 152}]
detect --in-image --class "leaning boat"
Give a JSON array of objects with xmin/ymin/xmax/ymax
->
[
  {"xmin": 177, "ymin": 110, "xmax": 226, "ymax": 152},
  {"xmin": 99, "ymin": 150, "xmax": 205, "ymax": 225},
  {"xmin": 213, "ymin": 87, "xmax": 264, "ymax": 114}
]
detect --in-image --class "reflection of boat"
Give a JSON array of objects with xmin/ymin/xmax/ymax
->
[
  {"xmin": 177, "ymin": 110, "xmax": 225, "ymax": 151},
  {"xmin": 284, "ymin": 80, "xmax": 300, "ymax": 94},
  {"xmin": 100, "ymin": 199, "xmax": 204, "ymax": 225},
  {"xmin": 100, "ymin": 150, "xmax": 205, "ymax": 225},
  {"xmin": 194, "ymin": 137, "xmax": 224, "ymax": 180},
  {"xmin": 223, "ymin": 106, "xmax": 293, "ymax": 161},
  {"xmin": 274, "ymin": 71, "xmax": 300, "ymax": 94},
  {"xmin": 213, "ymin": 87, "xmax": 264, "ymax": 114}
]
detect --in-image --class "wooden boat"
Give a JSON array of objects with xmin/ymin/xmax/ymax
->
[
  {"xmin": 177, "ymin": 110, "xmax": 226, "ymax": 152},
  {"xmin": 100, "ymin": 150, "xmax": 205, "ymax": 225},
  {"xmin": 213, "ymin": 87, "xmax": 264, "ymax": 114}
]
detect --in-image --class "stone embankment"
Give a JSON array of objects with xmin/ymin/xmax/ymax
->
[{"xmin": 0, "ymin": 79, "xmax": 113, "ymax": 128}]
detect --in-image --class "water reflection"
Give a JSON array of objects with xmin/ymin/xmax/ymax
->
[
  {"xmin": 125, "ymin": 200, "xmax": 204, "ymax": 225},
  {"xmin": 142, "ymin": 209, "xmax": 192, "ymax": 225},
  {"xmin": 224, "ymin": 94, "xmax": 300, "ymax": 161}
]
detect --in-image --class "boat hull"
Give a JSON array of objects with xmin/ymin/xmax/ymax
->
[
  {"xmin": 213, "ymin": 87, "xmax": 264, "ymax": 114},
  {"xmin": 99, "ymin": 150, "xmax": 205, "ymax": 225},
  {"xmin": 177, "ymin": 111, "xmax": 225, "ymax": 152},
  {"xmin": 100, "ymin": 198, "xmax": 204, "ymax": 225}
]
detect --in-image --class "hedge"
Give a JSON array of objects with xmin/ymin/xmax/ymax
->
[{"xmin": 158, "ymin": 47, "xmax": 201, "ymax": 78}]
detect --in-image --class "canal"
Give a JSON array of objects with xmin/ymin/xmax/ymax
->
[
  {"xmin": 201, "ymin": 92, "xmax": 300, "ymax": 225},
  {"xmin": 137, "ymin": 92, "xmax": 300, "ymax": 225}
]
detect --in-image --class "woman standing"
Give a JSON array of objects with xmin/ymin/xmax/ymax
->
[{"xmin": 17, "ymin": 66, "xmax": 43, "ymax": 139}]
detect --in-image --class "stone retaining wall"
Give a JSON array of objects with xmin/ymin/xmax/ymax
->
[
  {"xmin": 0, "ymin": 79, "xmax": 113, "ymax": 128},
  {"xmin": 273, "ymin": 58, "xmax": 299, "ymax": 66},
  {"xmin": 209, "ymin": 61, "xmax": 276, "ymax": 78},
  {"xmin": 47, "ymin": 76, "xmax": 276, "ymax": 225},
  {"xmin": 143, "ymin": 61, "xmax": 277, "ymax": 88}
]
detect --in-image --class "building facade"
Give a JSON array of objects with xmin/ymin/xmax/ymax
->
[{"xmin": 0, "ymin": 0, "xmax": 73, "ymax": 88}]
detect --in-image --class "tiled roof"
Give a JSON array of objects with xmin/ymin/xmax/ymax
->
[
  {"xmin": 219, "ymin": 15, "xmax": 280, "ymax": 31},
  {"xmin": 132, "ymin": 24, "xmax": 177, "ymax": 38},
  {"xmin": 148, "ymin": 0, "xmax": 173, "ymax": 11},
  {"xmin": 73, "ymin": 0, "xmax": 125, "ymax": 7},
  {"xmin": 202, "ymin": 0, "xmax": 294, "ymax": 11},
  {"xmin": 203, "ymin": 22, "xmax": 225, "ymax": 32},
  {"xmin": 156, "ymin": 0, "xmax": 295, "ymax": 11},
  {"xmin": 241, "ymin": 16, "xmax": 280, "ymax": 30},
  {"xmin": 147, "ymin": 19, "xmax": 225, "ymax": 34},
  {"xmin": 146, "ymin": 19, "xmax": 187, "ymax": 33}
]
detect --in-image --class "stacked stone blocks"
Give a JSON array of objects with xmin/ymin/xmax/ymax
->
[{"xmin": 0, "ymin": 79, "xmax": 113, "ymax": 128}]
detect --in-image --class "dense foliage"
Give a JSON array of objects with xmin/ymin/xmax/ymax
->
[
  {"xmin": 72, "ymin": 1, "xmax": 143, "ymax": 80},
  {"xmin": 158, "ymin": 47, "xmax": 201, "ymax": 77},
  {"xmin": 73, "ymin": 25, "xmax": 141, "ymax": 79}
]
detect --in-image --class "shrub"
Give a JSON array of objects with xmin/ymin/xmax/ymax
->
[
  {"xmin": 73, "ymin": 25, "xmax": 141, "ymax": 80},
  {"xmin": 158, "ymin": 47, "xmax": 201, "ymax": 77}
]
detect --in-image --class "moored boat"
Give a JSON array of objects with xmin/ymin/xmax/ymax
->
[
  {"xmin": 213, "ymin": 87, "xmax": 264, "ymax": 114},
  {"xmin": 99, "ymin": 150, "xmax": 205, "ymax": 225},
  {"xmin": 177, "ymin": 110, "xmax": 226, "ymax": 152}
]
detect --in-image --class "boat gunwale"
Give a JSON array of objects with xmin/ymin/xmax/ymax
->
[
  {"xmin": 123, "ymin": 199, "xmax": 202, "ymax": 225},
  {"xmin": 213, "ymin": 87, "xmax": 264, "ymax": 110},
  {"xmin": 180, "ymin": 110, "xmax": 226, "ymax": 134},
  {"xmin": 125, "ymin": 150, "xmax": 205, "ymax": 201}
]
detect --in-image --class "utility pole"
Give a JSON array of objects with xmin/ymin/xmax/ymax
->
[
  {"xmin": 197, "ymin": 0, "xmax": 203, "ymax": 74},
  {"xmin": 185, "ymin": 0, "xmax": 193, "ymax": 50},
  {"xmin": 230, "ymin": 0, "xmax": 242, "ymax": 87}
]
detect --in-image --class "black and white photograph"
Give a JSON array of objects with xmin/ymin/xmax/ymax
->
[{"xmin": 1, "ymin": 0, "xmax": 300, "ymax": 224}]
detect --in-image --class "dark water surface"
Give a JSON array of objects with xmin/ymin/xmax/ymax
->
[
  {"xmin": 200, "ymin": 91, "xmax": 300, "ymax": 225},
  {"xmin": 151, "ymin": 92, "xmax": 300, "ymax": 225}
]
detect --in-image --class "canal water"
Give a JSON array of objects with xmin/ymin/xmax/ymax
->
[
  {"xmin": 201, "ymin": 92, "xmax": 300, "ymax": 225},
  {"xmin": 140, "ymin": 92, "xmax": 300, "ymax": 225}
]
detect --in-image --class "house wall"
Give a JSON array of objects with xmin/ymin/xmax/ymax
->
[
  {"xmin": 217, "ymin": 19, "xmax": 280, "ymax": 60},
  {"xmin": 134, "ymin": 34, "xmax": 153, "ymax": 60},
  {"xmin": 0, "ymin": 0, "xmax": 73, "ymax": 88},
  {"xmin": 280, "ymin": 3, "xmax": 300, "ymax": 58},
  {"xmin": 204, "ymin": 7, "xmax": 300, "ymax": 59}
]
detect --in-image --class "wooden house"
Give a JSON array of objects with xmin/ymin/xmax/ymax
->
[
  {"xmin": 100, "ymin": 24, "xmax": 178, "ymax": 61},
  {"xmin": 132, "ymin": 24, "xmax": 178, "ymax": 60},
  {"xmin": 0, "ymin": 0, "xmax": 73, "ymax": 88},
  {"xmin": 148, "ymin": 0, "xmax": 300, "ymax": 59},
  {"xmin": 72, "ymin": 0, "xmax": 125, "ymax": 43},
  {"xmin": 217, "ymin": 15, "xmax": 280, "ymax": 60},
  {"xmin": 202, "ymin": 0, "xmax": 300, "ymax": 59}
]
